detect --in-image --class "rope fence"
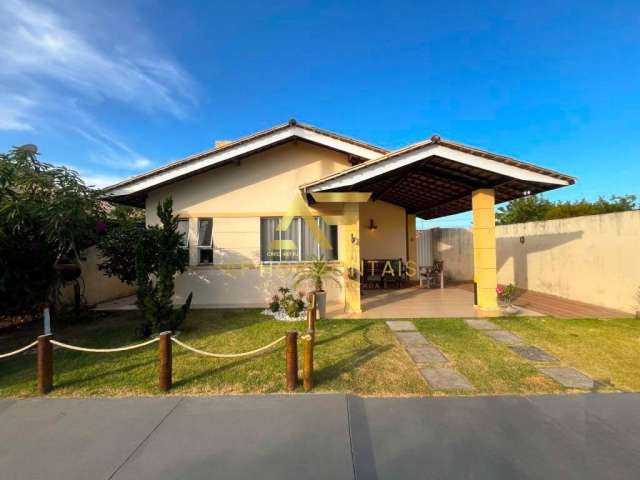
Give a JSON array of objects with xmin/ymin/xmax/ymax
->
[
  {"xmin": 50, "ymin": 337, "xmax": 159, "ymax": 353},
  {"xmin": 170, "ymin": 336, "xmax": 286, "ymax": 358},
  {"xmin": 3, "ymin": 294, "xmax": 319, "ymax": 395},
  {"xmin": 0, "ymin": 340, "xmax": 38, "ymax": 359}
]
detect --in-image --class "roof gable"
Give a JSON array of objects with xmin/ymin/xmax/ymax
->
[{"xmin": 103, "ymin": 120, "xmax": 387, "ymax": 203}]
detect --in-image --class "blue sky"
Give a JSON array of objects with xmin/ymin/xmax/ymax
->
[{"xmin": 1, "ymin": 0, "xmax": 638, "ymax": 227}]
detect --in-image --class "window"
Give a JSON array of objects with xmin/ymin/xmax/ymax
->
[
  {"xmin": 261, "ymin": 217, "xmax": 337, "ymax": 262},
  {"xmin": 177, "ymin": 219, "xmax": 189, "ymax": 249},
  {"xmin": 197, "ymin": 218, "xmax": 213, "ymax": 264}
]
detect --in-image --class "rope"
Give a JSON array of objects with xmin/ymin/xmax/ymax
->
[
  {"xmin": 0, "ymin": 340, "xmax": 38, "ymax": 359},
  {"xmin": 171, "ymin": 335, "xmax": 286, "ymax": 358},
  {"xmin": 50, "ymin": 337, "xmax": 159, "ymax": 353}
]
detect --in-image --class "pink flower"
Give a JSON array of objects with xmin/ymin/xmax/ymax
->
[{"xmin": 496, "ymin": 286, "xmax": 505, "ymax": 295}]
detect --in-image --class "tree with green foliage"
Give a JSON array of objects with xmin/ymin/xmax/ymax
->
[
  {"xmin": 496, "ymin": 194, "xmax": 637, "ymax": 225},
  {"xmin": 133, "ymin": 197, "xmax": 191, "ymax": 335},
  {"xmin": 0, "ymin": 146, "xmax": 104, "ymax": 316},
  {"xmin": 97, "ymin": 205, "xmax": 150, "ymax": 285}
]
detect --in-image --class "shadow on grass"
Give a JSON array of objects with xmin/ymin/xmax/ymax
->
[
  {"xmin": 170, "ymin": 350, "xmax": 275, "ymax": 388},
  {"xmin": 53, "ymin": 357, "xmax": 157, "ymax": 389},
  {"xmin": 314, "ymin": 344, "xmax": 392, "ymax": 386},
  {"xmin": 315, "ymin": 322, "xmax": 371, "ymax": 348}
]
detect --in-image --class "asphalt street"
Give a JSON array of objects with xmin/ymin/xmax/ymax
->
[{"xmin": 1, "ymin": 393, "xmax": 639, "ymax": 479}]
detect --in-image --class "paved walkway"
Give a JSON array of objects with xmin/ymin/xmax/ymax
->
[
  {"xmin": 2, "ymin": 394, "xmax": 640, "ymax": 479},
  {"xmin": 465, "ymin": 319, "xmax": 595, "ymax": 389},
  {"xmin": 387, "ymin": 321, "xmax": 474, "ymax": 391}
]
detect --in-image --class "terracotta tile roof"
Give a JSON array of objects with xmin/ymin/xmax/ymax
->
[
  {"xmin": 301, "ymin": 135, "xmax": 575, "ymax": 190},
  {"xmin": 103, "ymin": 120, "xmax": 387, "ymax": 193}
]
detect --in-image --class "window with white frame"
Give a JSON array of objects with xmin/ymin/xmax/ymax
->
[
  {"xmin": 197, "ymin": 218, "xmax": 213, "ymax": 264},
  {"xmin": 260, "ymin": 217, "xmax": 338, "ymax": 262},
  {"xmin": 177, "ymin": 219, "xmax": 189, "ymax": 249}
]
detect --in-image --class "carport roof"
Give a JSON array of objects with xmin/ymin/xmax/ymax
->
[{"xmin": 301, "ymin": 135, "xmax": 575, "ymax": 220}]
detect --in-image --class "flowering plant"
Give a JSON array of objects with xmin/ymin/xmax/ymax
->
[{"xmin": 496, "ymin": 284, "xmax": 517, "ymax": 306}]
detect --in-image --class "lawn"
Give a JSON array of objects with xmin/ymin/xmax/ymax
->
[
  {"xmin": 0, "ymin": 310, "xmax": 426, "ymax": 397},
  {"xmin": 495, "ymin": 317, "xmax": 640, "ymax": 392},
  {"xmin": 2, "ymin": 312, "xmax": 639, "ymax": 397},
  {"xmin": 414, "ymin": 318, "xmax": 561, "ymax": 395}
]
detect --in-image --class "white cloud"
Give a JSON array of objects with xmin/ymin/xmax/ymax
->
[
  {"xmin": 0, "ymin": 0, "xmax": 195, "ymax": 119},
  {"xmin": 80, "ymin": 173, "xmax": 125, "ymax": 189},
  {"xmin": 0, "ymin": 0, "xmax": 198, "ymax": 183},
  {"xmin": 0, "ymin": 93, "xmax": 36, "ymax": 131}
]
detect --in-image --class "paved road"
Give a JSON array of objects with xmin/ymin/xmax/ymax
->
[{"xmin": 1, "ymin": 393, "xmax": 639, "ymax": 479}]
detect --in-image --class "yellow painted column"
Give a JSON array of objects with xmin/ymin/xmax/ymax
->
[
  {"xmin": 340, "ymin": 203, "xmax": 361, "ymax": 313},
  {"xmin": 472, "ymin": 189, "xmax": 498, "ymax": 310},
  {"xmin": 406, "ymin": 213, "xmax": 418, "ymax": 279}
]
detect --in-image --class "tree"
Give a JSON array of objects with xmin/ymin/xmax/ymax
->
[
  {"xmin": 496, "ymin": 195, "xmax": 553, "ymax": 225},
  {"xmin": 133, "ymin": 197, "xmax": 191, "ymax": 334},
  {"xmin": 97, "ymin": 205, "xmax": 151, "ymax": 285},
  {"xmin": 0, "ymin": 147, "xmax": 104, "ymax": 316},
  {"xmin": 496, "ymin": 194, "xmax": 637, "ymax": 225}
]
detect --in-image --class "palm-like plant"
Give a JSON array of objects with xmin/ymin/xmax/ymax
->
[{"xmin": 293, "ymin": 256, "xmax": 342, "ymax": 292}]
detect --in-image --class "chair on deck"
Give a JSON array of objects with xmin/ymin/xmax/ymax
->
[{"xmin": 419, "ymin": 260, "xmax": 444, "ymax": 289}]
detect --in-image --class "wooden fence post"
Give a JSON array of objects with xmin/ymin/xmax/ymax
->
[
  {"xmin": 286, "ymin": 330, "xmax": 298, "ymax": 391},
  {"xmin": 307, "ymin": 293, "xmax": 317, "ymax": 334},
  {"xmin": 37, "ymin": 334, "xmax": 53, "ymax": 395},
  {"xmin": 303, "ymin": 329, "xmax": 314, "ymax": 392},
  {"xmin": 159, "ymin": 331, "xmax": 172, "ymax": 392}
]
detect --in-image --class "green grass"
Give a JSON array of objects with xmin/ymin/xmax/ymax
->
[
  {"xmin": 414, "ymin": 318, "xmax": 561, "ymax": 395},
  {"xmin": 0, "ymin": 310, "xmax": 426, "ymax": 397},
  {"xmin": 2, "ymin": 312, "xmax": 639, "ymax": 397},
  {"xmin": 494, "ymin": 317, "xmax": 640, "ymax": 392}
]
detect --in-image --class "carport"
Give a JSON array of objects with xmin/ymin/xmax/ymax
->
[{"xmin": 302, "ymin": 135, "xmax": 575, "ymax": 313}]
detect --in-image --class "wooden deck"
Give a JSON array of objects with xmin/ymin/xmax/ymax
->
[{"xmin": 457, "ymin": 283, "xmax": 633, "ymax": 319}]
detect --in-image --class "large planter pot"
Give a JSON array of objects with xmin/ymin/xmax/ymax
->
[
  {"xmin": 501, "ymin": 304, "xmax": 520, "ymax": 316},
  {"xmin": 315, "ymin": 290, "xmax": 327, "ymax": 319}
]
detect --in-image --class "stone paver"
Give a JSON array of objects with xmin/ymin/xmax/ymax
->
[
  {"xmin": 406, "ymin": 345, "xmax": 448, "ymax": 365},
  {"xmin": 385, "ymin": 320, "xmax": 417, "ymax": 331},
  {"xmin": 420, "ymin": 368, "xmax": 474, "ymax": 391},
  {"xmin": 484, "ymin": 329, "xmax": 525, "ymax": 346},
  {"xmin": 510, "ymin": 345, "xmax": 557, "ymax": 363},
  {"xmin": 464, "ymin": 319, "xmax": 500, "ymax": 330},
  {"xmin": 540, "ymin": 367, "xmax": 595, "ymax": 389},
  {"xmin": 393, "ymin": 331, "xmax": 429, "ymax": 347}
]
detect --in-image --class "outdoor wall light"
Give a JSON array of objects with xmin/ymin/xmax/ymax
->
[
  {"xmin": 520, "ymin": 236, "xmax": 525, "ymax": 244},
  {"xmin": 368, "ymin": 219, "xmax": 378, "ymax": 231}
]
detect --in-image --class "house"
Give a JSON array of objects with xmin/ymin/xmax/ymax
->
[{"xmin": 104, "ymin": 120, "xmax": 574, "ymax": 313}]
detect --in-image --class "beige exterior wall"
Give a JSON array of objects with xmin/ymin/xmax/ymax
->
[
  {"xmin": 146, "ymin": 142, "xmax": 352, "ymax": 221},
  {"xmin": 429, "ymin": 227, "xmax": 475, "ymax": 281},
  {"xmin": 359, "ymin": 200, "xmax": 407, "ymax": 261},
  {"xmin": 145, "ymin": 141, "xmax": 353, "ymax": 307},
  {"xmin": 141, "ymin": 141, "xmax": 419, "ymax": 309},
  {"xmin": 423, "ymin": 210, "xmax": 640, "ymax": 314},
  {"xmin": 62, "ymin": 246, "xmax": 136, "ymax": 306}
]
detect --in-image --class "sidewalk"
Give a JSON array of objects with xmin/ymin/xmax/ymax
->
[{"xmin": 1, "ymin": 393, "xmax": 639, "ymax": 479}]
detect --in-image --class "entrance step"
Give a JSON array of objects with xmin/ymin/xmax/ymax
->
[
  {"xmin": 540, "ymin": 367, "xmax": 595, "ymax": 389},
  {"xmin": 420, "ymin": 368, "xmax": 474, "ymax": 391},
  {"xmin": 385, "ymin": 321, "xmax": 417, "ymax": 332}
]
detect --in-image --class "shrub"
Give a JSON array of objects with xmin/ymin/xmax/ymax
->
[
  {"xmin": 134, "ymin": 197, "xmax": 192, "ymax": 333},
  {"xmin": 269, "ymin": 295, "xmax": 280, "ymax": 313},
  {"xmin": 496, "ymin": 284, "xmax": 517, "ymax": 306}
]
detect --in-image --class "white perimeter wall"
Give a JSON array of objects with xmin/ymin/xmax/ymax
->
[{"xmin": 420, "ymin": 210, "xmax": 640, "ymax": 314}]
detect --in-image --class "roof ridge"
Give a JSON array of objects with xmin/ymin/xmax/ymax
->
[{"xmin": 104, "ymin": 120, "xmax": 387, "ymax": 192}]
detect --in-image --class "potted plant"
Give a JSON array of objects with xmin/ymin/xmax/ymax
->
[
  {"xmin": 496, "ymin": 283, "xmax": 519, "ymax": 315},
  {"xmin": 293, "ymin": 256, "xmax": 341, "ymax": 319}
]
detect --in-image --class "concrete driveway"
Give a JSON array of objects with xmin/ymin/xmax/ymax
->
[{"xmin": 1, "ymin": 393, "xmax": 639, "ymax": 479}]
